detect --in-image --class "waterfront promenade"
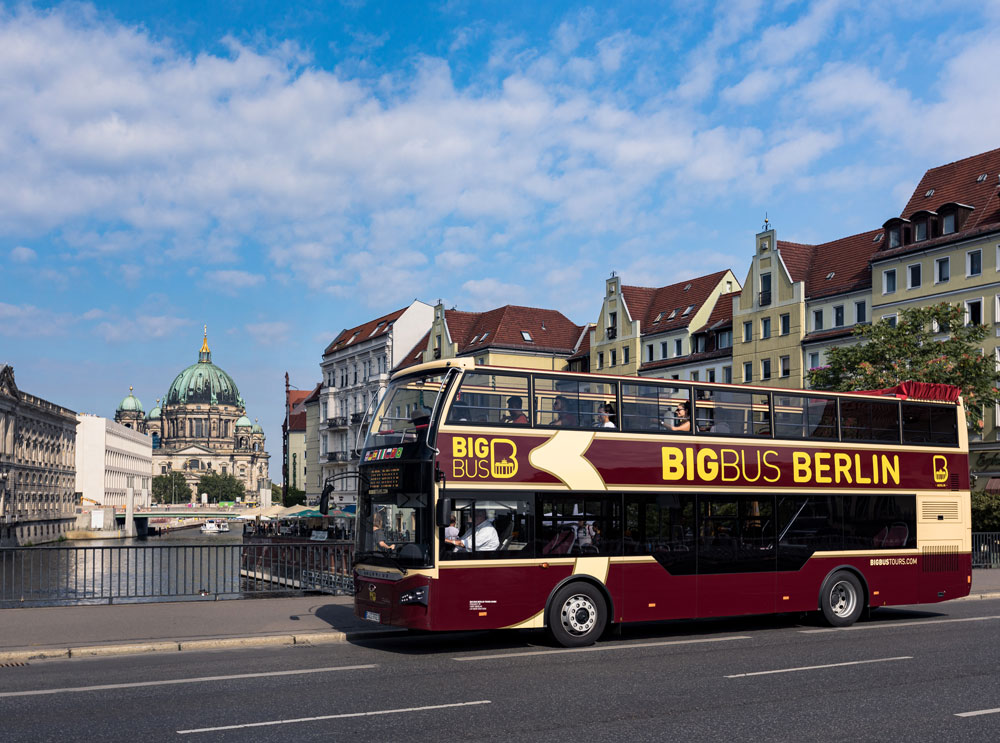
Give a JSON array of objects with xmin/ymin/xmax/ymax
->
[{"xmin": 2, "ymin": 570, "xmax": 999, "ymax": 663}]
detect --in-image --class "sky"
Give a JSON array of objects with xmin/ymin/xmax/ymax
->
[{"xmin": 2, "ymin": 0, "xmax": 1000, "ymax": 481}]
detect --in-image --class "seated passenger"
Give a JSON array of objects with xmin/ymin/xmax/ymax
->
[
  {"xmin": 597, "ymin": 403, "xmax": 616, "ymax": 428},
  {"xmin": 551, "ymin": 395, "xmax": 577, "ymax": 427},
  {"xmin": 664, "ymin": 402, "xmax": 691, "ymax": 432},
  {"xmin": 445, "ymin": 511, "xmax": 499, "ymax": 551},
  {"xmin": 503, "ymin": 396, "xmax": 528, "ymax": 424}
]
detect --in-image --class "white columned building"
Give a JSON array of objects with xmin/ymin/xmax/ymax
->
[
  {"xmin": 75, "ymin": 414, "xmax": 153, "ymax": 509},
  {"xmin": 315, "ymin": 301, "xmax": 434, "ymax": 506}
]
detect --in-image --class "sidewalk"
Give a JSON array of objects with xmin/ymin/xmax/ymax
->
[{"xmin": 1, "ymin": 570, "xmax": 998, "ymax": 663}]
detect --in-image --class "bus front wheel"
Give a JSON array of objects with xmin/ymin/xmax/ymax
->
[
  {"xmin": 547, "ymin": 582, "xmax": 607, "ymax": 647},
  {"xmin": 820, "ymin": 570, "xmax": 864, "ymax": 627}
]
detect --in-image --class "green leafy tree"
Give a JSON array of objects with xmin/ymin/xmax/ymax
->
[
  {"xmin": 972, "ymin": 489, "xmax": 1000, "ymax": 532},
  {"xmin": 808, "ymin": 303, "xmax": 1000, "ymax": 435},
  {"xmin": 196, "ymin": 472, "xmax": 245, "ymax": 503},
  {"xmin": 272, "ymin": 483, "xmax": 306, "ymax": 507},
  {"xmin": 152, "ymin": 471, "xmax": 191, "ymax": 504}
]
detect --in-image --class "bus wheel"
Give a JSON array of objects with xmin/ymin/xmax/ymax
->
[
  {"xmin": 820, "ymin": 571, "xmax": 864, "ymax": 627},
  {"xmin": 548, "ymin": 582, "xmax": 607, "ymax": 647}
]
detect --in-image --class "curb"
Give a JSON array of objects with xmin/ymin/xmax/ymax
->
[
  {"xmin": 0, "ymin": 628, "xmax": 406, "ymax": 664},
  {"xmin": 957, "ymin": 591, "xmax": 1000, "ymax": 601}
]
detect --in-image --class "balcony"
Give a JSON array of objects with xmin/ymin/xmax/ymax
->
[
  {"xmin": 606, "ymin": 326, "xmax": 617, "ymax": 339},
  {"xmin": 324, "ymin": 416, "xmax": 348, "ymax": 430},
  {"xmin": 325, "ymin": 451, "xmax": 347, "ymax": 462},
  {"xmin": 350, "ymin": 413, "xmax": 364, "ymax": 425},
  {"xmin": 758, "ymin": 290, "xmax": 771, "ymax": 307}
]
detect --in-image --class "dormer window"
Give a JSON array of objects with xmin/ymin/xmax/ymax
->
[
  {"xmin": 914, "ymin": 221, "xmax": 927, "ymax": 241},
  {"xmin": 942, "ymin": 212, "xmax": 956, "ymax": 234},
  {"xmin": 889, "ymin": 227, "xmax": 900, "ymax": 248}
]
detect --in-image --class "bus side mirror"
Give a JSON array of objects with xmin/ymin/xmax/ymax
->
[{"xmin": 436, "ymin": 498, "xmax": 451, "ymax": 527}]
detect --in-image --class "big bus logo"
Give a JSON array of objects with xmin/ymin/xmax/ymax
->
[
  {"xmin": 933, "ymin": 455, "xmax": 949, "ymax": 484},
  {"xmin": 451, "ymin": 436, "xmax": 518, "ymax": 479}
]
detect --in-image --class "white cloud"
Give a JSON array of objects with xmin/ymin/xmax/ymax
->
[
  {"xmin": 459, "ymin": 278, "xmax": 529, "ymax": 310},
  {"xmin": 0, "ymin": 302, "xmax": 72, "ymax": 336},
  {"xmin": 95, "ymin": 314, "xmax": 189, "ymax": 343},
  {"xmin": 245, "ymin": 321, "xmax": 291, "ymax": 346},
  {"xmin": 9, "ymin": 246, "xmax": 36, "ymax": 262},
  {"xmin": 203, "ymin": 270, "xmax": 266, "ymax": 293}
]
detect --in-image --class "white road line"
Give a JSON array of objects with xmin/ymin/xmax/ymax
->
[
  {"xmin": 176, "ymin": 700, "xmax": 493, "ymax": 734},
  {"xmin": 0, "ymin": 664, "xmax": 376, "ymax": 698},
  {"xmin": 453, "ymin": 635, "xmax": 750, "ymax": 661},
  {"xmin": 955, "ymin": 708, "xmax": 1000, "ymax": 718},
  {"xmin": 800, "ymin": 615, "xmax": 1000, "ymax": 634},
  {"xmin": 726, "ymin": 656, "xmax": 911, "ymax": 678}
]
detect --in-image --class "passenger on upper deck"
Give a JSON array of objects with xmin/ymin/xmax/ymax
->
[
  {"xmin": 552, "ymin": 396, "xmax": 577, "ymax": 427},
  {"xmin": 597, "ymin": 403, "xmax": 616, "ymax": 428},
  {"xmin": 503, "ymin": 396, "xmax": 528, "ymax": 424},
  {"xmin": 665, "ymin": 401, "xmax": 691, "ymax": 432}
]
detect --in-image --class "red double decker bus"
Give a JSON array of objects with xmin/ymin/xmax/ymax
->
[{"xmin": 353, "ymin": 359, "xmax": 970, "ymax": 646}]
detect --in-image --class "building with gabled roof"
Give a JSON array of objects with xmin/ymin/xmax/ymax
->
[
  {"xmin": 587, "ymin": 269, "xmax": 740, "ymax": 382},
  {"xmin": 285, "ymin": 389, "xmax": 310, "ymax": 494},
  {"xmin": 401, "ymin": 302, "xmax": 588, "ymax": 372},
  {"xmin": 316, "ymin": 301, "xmax": 433, "ymax": 505}
]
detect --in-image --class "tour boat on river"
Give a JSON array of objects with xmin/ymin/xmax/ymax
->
[{"xmin": 200, "ymin": 519, "xmax": 231, "ymax": 534}]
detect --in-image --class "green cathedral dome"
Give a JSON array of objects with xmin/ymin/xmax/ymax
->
[
  {"xmin": 235, "ymin": 415, "xmax": 253, "ymax": 428},
  {"xmin": 146, "ymin": 400, "xmax": 162, "ymax": 421},
  {"xmin": 165, "ymin": 331, "xmax": 242, "ymax": 407},
  {"xmin": 117, "ymin": 387, "xmax": 143, "ymax": 414}
]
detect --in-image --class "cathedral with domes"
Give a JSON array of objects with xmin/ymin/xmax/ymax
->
[{"xmin": 114, "ymin": 328, "xmax": 270, "ymax": 501}]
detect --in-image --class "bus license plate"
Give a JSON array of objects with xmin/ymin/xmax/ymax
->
[{"xmin": 365, "ymin": 611, "xmax": 380, "ymax": 623}]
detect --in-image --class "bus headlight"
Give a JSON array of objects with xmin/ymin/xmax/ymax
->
[{"xmin": 400, "ymin": 585, "xmax": 429, "ymax": 606}]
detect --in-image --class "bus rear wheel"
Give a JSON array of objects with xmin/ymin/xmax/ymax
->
[
  {"xmin": 820, "ymin": 570, "xmax": 864, "ymax": 627},
  {"xmin": 547, "ymin": 582, "xmax": 607, "ymax": 647}
]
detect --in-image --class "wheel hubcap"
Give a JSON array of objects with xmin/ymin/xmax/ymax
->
[
  {"xmin": 830, "ymin": 580, "xmax": 857, "ymax": 617},
  {"xmin": 560, "ymin": 594, "xmax": 597, "ymax": 635}
]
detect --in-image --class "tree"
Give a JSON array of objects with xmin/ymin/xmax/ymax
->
[
  {"xmin": 197, "ymin": 471, "xmax": 245, "ymax": 503},
  {"xmin": 272, "ymin": 482, "xmax": 305, "ymax": 507},
  {"xmin": 972, "ymin": 489, "xmax": 1000, "ymax": 532},
  {"xmin": 152, "ymin": 471, "xmax": 191, "ymax": 504},
  {"xmin": 808, "ymin": 303, "xmax": 1000, "ymax": 434}
]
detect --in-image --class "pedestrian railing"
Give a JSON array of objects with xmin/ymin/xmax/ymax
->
[
  {"xmin": 0, "ymin": 542, "xmax": 355, "ymax": 607},
  {"xmin": 973, "ymin": 532, "xmax": 1000, "ymax": 569}
]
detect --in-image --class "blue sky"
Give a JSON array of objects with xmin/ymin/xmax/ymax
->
[{"xmin": 2, "ymin": 0, "xmax": 1000, "ymax": 480}]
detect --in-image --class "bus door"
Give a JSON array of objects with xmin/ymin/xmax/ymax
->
[
  {"xmin": 622, "ymin": 494, "xmax": 696, "ymax": 622},
  {"xmin": 696, "ymin": 495, "xmax": 777, "ymax": 617}
]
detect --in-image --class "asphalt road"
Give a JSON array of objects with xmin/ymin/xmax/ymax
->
[{"xmin": 2, "ymin": 600, "xmax": 999, "ymax": 742}]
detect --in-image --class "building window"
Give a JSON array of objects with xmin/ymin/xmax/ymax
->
[
  {"xmin": 610, "ymin": 349, "xmax": 617, "ymax": 366},
  {"xmin": 808, "ymin": 352, "xmax": 820, "ymax": 369},
  {"xmin": 889, "ymin": 227, "xmax": 900, "ymax": 248},
  {"xmin": 723, "ymin": 366, "xmax": 732, "ymax": 383},
  {"xmin": 760, "ymin": 272, "xmax": 771, "ymax": 306},
  {"xmin": 813, "ymin": 309, "xmax": 824, "ymax": 331},
  {"xmin": 623, "ymin": 346, "xmax": 630, "ymax": 365},
  {"xmin": 717, "ymin": 329, "xmax": 732, "ymax": 348},
  {"xmin": 743, "ymin": 362, "xmax": 753, "ymax": 382},
  {"xmin": 597, "ymin": 352, "xmax": 603, "ymax": 369},
  {"xmin": 855, "ymin": 301, "xmax": 866, "ymax": 324},
  {"xmin": 907, "ymin": 263, "xmax": 921, "ymax": 289},
  {"xmin": 966, "ymin": 298, "xmax": 983, "ymax": 326},
  {"xmin": 968, "ymin": 249, "xmax": 982, "ymax": 277},
  {"xmin": 647, "ymin": 344, "xmax": 654, "ymax": 362},
  {"xmin": 674, "ymin": 339, "xmax": 682, "ymax": 357},
  {"xmin": 883, "ymin": 314, "xmax": 898, "ymax": 327},
  {"xmin": 883, "ymin": 269, "xmax": 896, "ymax": 294},
  {"xmin": 914, "ymin": 221, "xmax": 927, "ymax": 242},
  {"xmin": 936, "ymin": 257, "xmax": 950, "ymax": 283},
  {"xmin": 660, "ymin": 341, "xmax": 668, "ymax": 359},
  {"xmin": 780, "ymin": 313, "xmax": 790, "ymax": 335},
  {"xmin": 743, "ymin": 321, "xmax": 752, "ymax": 343},
  {"xmin": 834, "ymin": 305, "xmax": 844, "ymax": 327},
  {"xmin": 760, "ymin": 358, "xmax": 772, "ymax": 380},
  {"xmin": 942, "ymin": 213, "xmax": 956, "ymax": 234},
  {"xmin": 707, "ymin": 369, "xmax": 716, "ymax": 383},
  {"xmin": 761, "ymin": 317, "xmax": 771, "ymax": 339},
  {"xmin": 690, "ymin": 371, "xmax": 699, "ymax": 382},
  {"xmin": 780, "ymin": 355, "xmax": 790, "ymax": 378}
]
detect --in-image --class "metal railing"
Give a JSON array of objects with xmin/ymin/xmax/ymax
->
[
  {"xmin": 0, "ymin": 542, "xmax": 355, "ymax": 607},
  {"xmin": 973, "ymin": 532, "xmax": 1000, "ymax": 569}
]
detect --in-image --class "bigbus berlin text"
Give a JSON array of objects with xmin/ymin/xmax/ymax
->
[{"xmin": 661, "ymin": 446, "xmax": 901, "ymax": 486}]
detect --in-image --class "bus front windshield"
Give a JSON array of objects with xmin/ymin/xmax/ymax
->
[{"xmin": 362, "ymin": 371, "xmax": 450, "ymax": 453}]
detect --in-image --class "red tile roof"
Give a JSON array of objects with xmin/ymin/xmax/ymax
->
[
  {"xmin": 302, "ymin": 382, "xmax": 323, "ymax": 404},
  {"xmin": 323, "ymin": 307, "xmax": 407, "ymax": 356},
  {"xmin": 622, "ymin": 270, "xmax": 734, "ymax": 336},
  {"xmin": 455, "ymin": 305, "xmax": 585, "ymax": 355},
  {"xmin": 899, "ymin": 146, "xmax": 1000, "ymax": 228},
  {"xmin": 774, "ymin": 241, "xmax": 814, "ymax": 284},
  {"xmin": 638, "ymin": 347, "xmax": 732, "ymax": 373},
  {"xmin": 568, "ymin": 324, "xmax": 595, "ymax": 362},
  {"xmin": 694, "ymin": 291, "xmax": 739, "ymax": 333},
  {"xmin": 802, "ymin": 326, "xmax": 859, "ymax": 345},
  {"xmin": 774, "ymin": 229, "xmax": 880, "ymax": 300},
  {"xmin": 286, "ymin": 389, "xmax": 310, "ymax": 431},
  {"xmin": 288, "ymin": 411, "xmax": 307, "ymax": 432}
]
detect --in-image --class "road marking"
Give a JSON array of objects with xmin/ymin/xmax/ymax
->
[
  {"xmin": 955, "ymin": 708, "xmax": 1000, "ymax": 718},
  {"xmin": 726, "ymin": 656, "xmax": 911, "ymax": 678},
  {"xmin": 0, "ymin": 664, "xmax": 376, "ymax": 698},
  {"xmin": 800, "ymin": 615, "xmax": 1000, "ymax": 633},
  {"xmin": 453, "ymin": 635, "xmax": 750, "ymax": 661},
  {"xmin": 176, "ymin": 700, "xmax": 493, "ymax": 734}
]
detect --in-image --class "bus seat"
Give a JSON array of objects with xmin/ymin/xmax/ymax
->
[
  {"xmin": 884, "ymin": 523, "xmax": 909, "ymax": 547},
  {"xmin": 872, "ymin": 526, "xmax": 888, "ymax": 547},
  {"xmin": 494, "ymin": 515, "xmax": 514, "ymax": 550},
  {"xmin": 543, "ymin": 528, "xmax": 576, "ymax": 555}
]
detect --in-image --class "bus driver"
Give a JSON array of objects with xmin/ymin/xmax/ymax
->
[{"xmin": 446, "ymin": 511, "xmax": 499, "ymax": 552}]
